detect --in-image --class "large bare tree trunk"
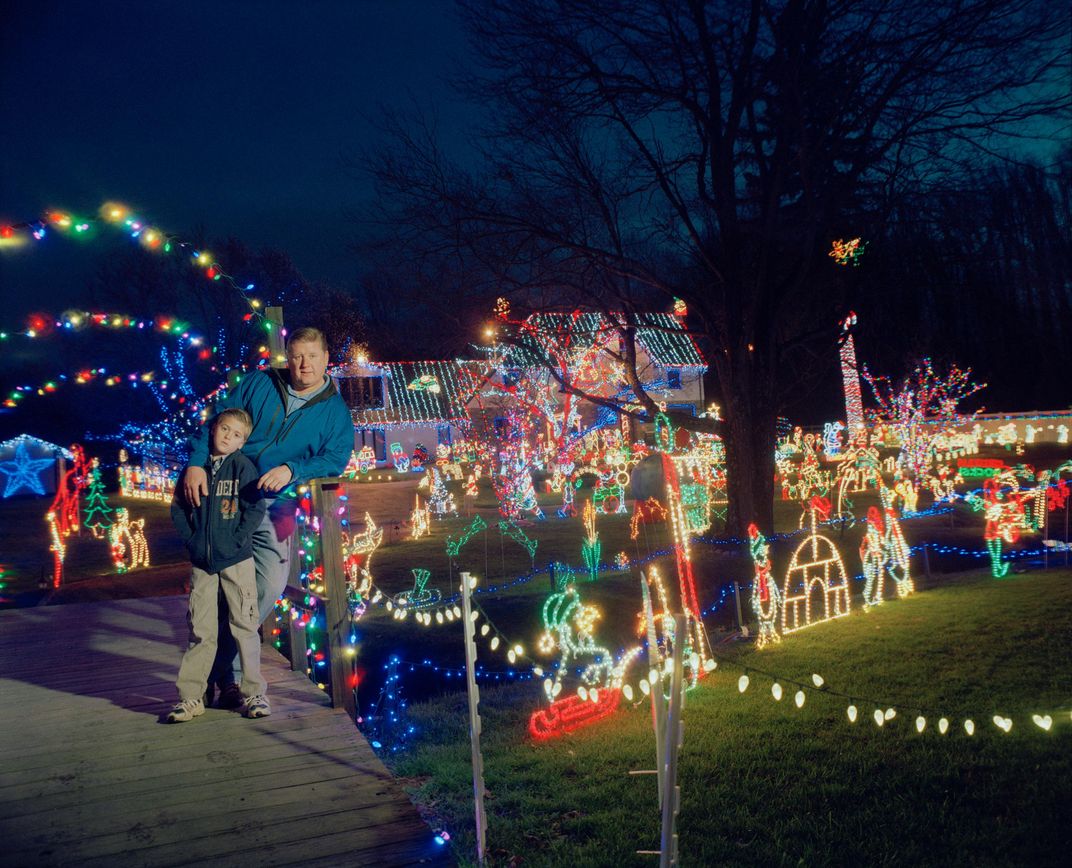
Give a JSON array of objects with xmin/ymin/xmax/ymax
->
[
  {"xmin": 722, "ymin": 389, "xmax": 776, "ymax": 539},
  {"xmin": 716, "ymin": 339, "xmax": 777, "ymax": 537}
]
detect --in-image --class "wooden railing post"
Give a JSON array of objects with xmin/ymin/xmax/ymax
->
[
  {"xmin": 310, "ymin": 477, "xmax": 356, "ymax": 720},
  {"xmin": 266, "ymin": 306, "xmax": 287, "ymax": 369}
]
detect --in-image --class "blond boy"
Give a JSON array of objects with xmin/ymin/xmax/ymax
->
[{"xmin": 166, "ymin": 408, "xmax": 269, "ymax": 722}]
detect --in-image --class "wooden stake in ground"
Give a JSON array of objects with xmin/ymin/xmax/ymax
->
[
  {"xmin": 635, "ymin": 580, "xmax": 686, "ymax": 866},
  {"xmin": 310, "ymin": 477, "xmax": 356, "ymax": 721},
  {"xmin": 460, "ymin": 570, "xmax": 488, "ymax": 865},
  {"xmin": 658, "ymin": 613, "xmax": 686, "ymax": 868}
]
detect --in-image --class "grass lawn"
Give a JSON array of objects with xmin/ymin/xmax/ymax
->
[{"xmin": 387, "ymin": 568, "xmax": 1072, "ymax": 867}]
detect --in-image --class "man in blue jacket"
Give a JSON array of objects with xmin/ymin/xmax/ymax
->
[{"xmin": 181, "ymin": 326, "xmax": 354, "ymax": 707}]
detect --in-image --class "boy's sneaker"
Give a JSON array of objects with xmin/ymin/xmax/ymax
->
[
  {"xmin": 243, "ymin": 694, "xmax": 271, "ymax": 719},
  {"xmin": 217, "ymin": 682, "xmax": 244, "ymax": 709},
  {"xmin": 165, "ymin": 698, "xmax": 205, "ymax": 723}
]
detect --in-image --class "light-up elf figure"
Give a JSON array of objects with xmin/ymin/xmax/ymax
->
[
  {"xmin": 968, "ymin": 471, "xmax": 1026, "ymax": 578},
  {"xmin": 747, "ymin": 523, "xmax": 781, "ymax": 648},
  {"xmin": 859, "ymin": 488, "xmax": 912, "ymax": 609}
]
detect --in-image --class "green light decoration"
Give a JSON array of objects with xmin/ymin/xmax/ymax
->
[
  {"xmin": 82, "ymin": 465, "xmax": 114, "ymax": 539},
  {"xmin": 679, "ymin": 481, "xmax": 710, "ymax": 532},
  {"xmin": 537, "ymin": 580, "xmax": 615, "ymax": 703},
  {"xmin": 581, "ymin": 499, "xmax": 601, "ymax": 582},
  {"xmin": 592, "ymin": 480, "xmax": 626, "ymax": 514},
  {"xmin": 406, "ymin": 374, "xmax": 441, "ymax": 393},
  {"xmin": 446, "ymin": 514, "xmax": 487, "ymax": 558},
  {"xmin": 396, "ymin": 568, "xmax": 442, "ymax": 610},
  {"xmin": 653, "ymin": 412, "xmax": 676, "ymax": 453},
  {"xmin": 498, "ymin": 519, "xmax": 538, "ymax": 559}
]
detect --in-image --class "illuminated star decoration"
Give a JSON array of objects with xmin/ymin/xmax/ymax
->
[
  {"xmin": 0, "ymin": 441, "xmax": 57, "ymax": 497},
  {"xmin": 829, "ymin": 237, "xmax": 867, "ymax": 266}
]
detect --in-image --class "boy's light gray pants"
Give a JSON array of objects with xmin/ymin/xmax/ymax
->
[
  {"xmin": 211, "ymin": 506, "xmax": 292, "ymax": 686},
  {"xmin": 176, "ymin": 558, "xmax": 267, "ymax": 702}
]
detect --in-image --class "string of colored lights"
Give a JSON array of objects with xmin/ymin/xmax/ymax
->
[
  {"xmin": 2, "ymin": 367, "xmax": 162, "ymax": 410},
  {"xmin": 0, "ymin": 310, "xmax": 205, "ymax": 351},
  {"xmin": 0, "ymin": 202, "xmax": 273, "ymax": 328}
]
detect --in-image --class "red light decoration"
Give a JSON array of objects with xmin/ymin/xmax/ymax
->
[{"xmin": 528, "ymin": 688, "xmax": 621, "ymax": 740}]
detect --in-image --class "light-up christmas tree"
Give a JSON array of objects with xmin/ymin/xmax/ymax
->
[
  {"xmin": 862, "ymin": 358, "xmax": 985, "ymax": 478},
  {"xmin": 426, "ymin": 467, "xmax": 457, "ymax": 517},
  {"xmin": 83, "ymin": 462, "xmax": 114, "ymax": 540}
]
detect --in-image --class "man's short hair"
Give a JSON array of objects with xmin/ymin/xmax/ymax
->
[
  {"xmin": 213, "ymin": 407, "xmax": 254, "ymax": 436},
  {"xmin": 287, "ymin": 327, "xmax": 328, "ymax": 353}
]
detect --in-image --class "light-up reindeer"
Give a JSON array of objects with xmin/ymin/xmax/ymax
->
[{"xmin": 342, "ymin": 512, "xmax": 383, "ymax": 606}]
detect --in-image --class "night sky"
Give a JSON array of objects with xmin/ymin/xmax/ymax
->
[
  {"xmin": 1, "ymin": 2, "xmax": 1067, "ymax": 443},
  {"xmin": 1, "ymin": 0, "xmax": 480, "ymax": 441},
  {"xmin": 1, "ymin": 0, "xmax": 471, "ymax": 308}
]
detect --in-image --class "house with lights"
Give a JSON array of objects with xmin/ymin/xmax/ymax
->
[
  {"xmin": 498, "ymin": 311, "xmax": 708, "ymax": 434},
  {"xmin": 333, "ymin": 359, "xmax": 484, "ymax": 469},
  {"xmin": 332, "ymin": 311, "xmax": 706, "ymax": 469}
]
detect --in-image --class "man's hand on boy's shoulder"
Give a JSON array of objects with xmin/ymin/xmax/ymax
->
[{"xmin": 183, "ymin": 466, "xmax": 209, "ymax": 507}]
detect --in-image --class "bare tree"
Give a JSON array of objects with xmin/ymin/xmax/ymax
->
[
  {"xmin": 364, "ymin": 0, "xmax": 1069, "ymax": 534},
  {"xmin": 290, "ymin": 282, "xmax": 368, "ymax": 364}
]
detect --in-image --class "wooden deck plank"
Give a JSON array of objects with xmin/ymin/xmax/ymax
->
[
  {"xmin": 0, "ymin": 710, "xmax": 355, "ymax": 773},
  {"xmin": 0, "ymin": 597, "xmax": 452, "ymax": 867},
  {"xmin": 3, "ymin": 777, "xmax": 410, "ymax": 860},
  {"xmin": 0, "ymin": 721, "xmax": 383, "ymax": 791}
]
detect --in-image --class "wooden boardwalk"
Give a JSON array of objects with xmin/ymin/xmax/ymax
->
[{"xmin": 0, "ymin": 596, "xmax": 453, "ymax": 867}]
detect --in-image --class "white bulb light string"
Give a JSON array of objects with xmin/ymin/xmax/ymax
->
[{"xmin": 716, "ymin": 655, "xmax": 1068, "ymax": 736}]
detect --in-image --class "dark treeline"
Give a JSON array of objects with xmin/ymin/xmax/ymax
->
[
  {"xmin": 850, "ymin": 151, "xmax": 1071, "ymax": 415},
  {"xmin": 358, "ymin": 150, "xmax": 1072, "ymax": 422}
]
